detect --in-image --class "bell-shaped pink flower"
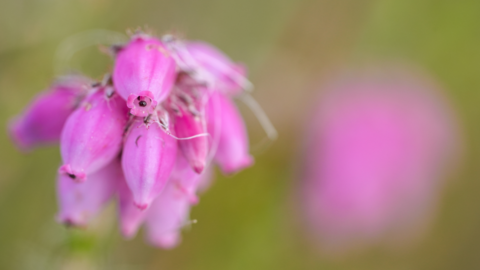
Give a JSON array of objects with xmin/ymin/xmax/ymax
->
[
  {"xmin": 168, "ymin": 152, "xmax": 210, "ymax": 204},
  {"xmin": 59, "ymin": 86, "xmax": 129, "ymax": 182},
  {"xmin": 113, "ymin": 35, "xmax": 177, "ymax": 117},
  {"xmin": 174, "ymin": 109, "xmax": 208, "ymax": 174},
  {"xmin": 144, "ymin": 181, "xmax": 191, "ymax": 249},
  {"xmin": 166, "ymin": 85, "xmax": 209, "ymax": 174},
  {"xmin": 144, "ymin": 153, "xmax": 207, "ymax": 248},
  {"xmin": 57, "ymin": 158, "xmax": 121, "ymax": 227},
  {"xmin": 117, "ymin": 152, "xmax": 209, "ymax": 240},
  {"xmin": 117, "ymin": 174, "xmax": 147, "ymax": 239},
  {"xmin": 184, "ymin": 41, "xmax": 248, "ymax": 95},
  {"xmin": 301, "ymin": 71, "xmax": 461, "ymax": 251},
  {"xmin": 207, "ymin": 92, "xmax": 253, "ymax": 174},
  {"xmin": 163, "ymin": 36, "xmax": 248, "ymax": 95},
  {"xmin": 8, "ymin": 76, "xmax": 90, "ymax": 151},
  {"xmin": 121, "ymin": 112, "xmax": 177, "ymax": 210}
]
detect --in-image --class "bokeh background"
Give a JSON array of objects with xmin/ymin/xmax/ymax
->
[{"xmin": 1, "ymin": 0, "xmax": 480, "ymax": 269}]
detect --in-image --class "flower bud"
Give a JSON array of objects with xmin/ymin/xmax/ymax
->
[
  {"xmin": 56, "ymin": 158, "xmax": 120, "ymax": 227},
  {"xmin": 59, "ymin": 86, "xmax": 129, "ymax": 182},
  {"xmin": 185, "ymin": 42, "xmax": 249, "ymax": 94},
  {"xmin": 207, "ymin": 92, "xmax": 253, "ymax": 174},
  {"xmin": 121, "ymin": 113, "xmax": 177, "ymax": 210},
  {"xmin": 113, "ymin": 35, "xmax": 176, "ymax": 117},
  {"xmin": 8, "ymin": 76, "xmax": 90, "ymax": 151},
  {"xmin": 167, "ymin": 90, "xmax": 208, "ymax": 174}
]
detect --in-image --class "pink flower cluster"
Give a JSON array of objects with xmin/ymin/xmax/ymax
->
[{"xmin": 9, "ymin": 33, "xmax": 254, "ymax": 248}]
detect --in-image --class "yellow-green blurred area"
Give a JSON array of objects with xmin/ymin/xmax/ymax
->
[{"xmin": 1, "ymin": 0, "xmax": 480, "ymax": 269}]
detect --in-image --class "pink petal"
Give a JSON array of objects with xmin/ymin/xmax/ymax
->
[
  {"xmin": 113, "ymin": 35, "xmax": 176, "ymax": 116},
  {"xmin": 206, "ymin": 92, "xmax": 253, "ymax": 174},
  {"xmin": 117, "ymin": 175, "xmax": 147, "ymax": 239},
  {"xmin": 59, "ymin": 86, "xmax": 129, "ymax": 181},
  {"xmin": 170, "ymin": 102, "xmax": 208, "ymax": 174},
  {"xmin": 56, "ymin": 158, "xmax": 121, "ymax": 227},
  {"xmin": 8, "ymin": 75, "xmax": 90, "ymax": 151},
  {"xmin": 186, "ymin": 42, "xmax": 248, "ymax": 95},
  {"xmin": 144, "ymin": 176, "xmax": 191, "ymax": 249},
  {"xmin": 121, "ymin": 113, "xmax": 177, "ymax": 209}
]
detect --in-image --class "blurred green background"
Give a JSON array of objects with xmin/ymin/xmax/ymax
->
[{"xmin": 1, "ymin": 0, "xmax": 480, "ymax": 269}]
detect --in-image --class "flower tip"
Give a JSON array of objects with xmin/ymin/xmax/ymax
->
[
  {"xmin": 57, "ymin": 215, "xmax": 86, "ymax": 228},
  {"xmin": 7, "ymin": 118, "xmax": 32, "ymax": 152},
  {"xmin": 192, "ymin": 163, "xmax": 205, "ymax": 174},
  {"xmin": 134, "ymin": 202, "xmax": 149, "ymax": 211},
  {"xmin": 58, "ymin": 164, "xmax": 87, "ymax": 182},
  {"xmin": 189, "ymin": 194, "xmax": 200, "ymax": 205},
  {"xmin": 148, "ymin": 233, "xmax": 180, "ymax": 249},
  {"xmin": 121, "ymin": 225, "xmax": 139, "ymax": 239},
  {"xmin": 127, "ymin": 92, "xmax": 157, "ymax": 117},
  {"xmin": 222, "ymin": 156, "xmax": 254, "ymax": 175}
]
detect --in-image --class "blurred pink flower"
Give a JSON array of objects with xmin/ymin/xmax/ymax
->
[
  {"xmin": 301, "ymin": 70, "xmax": 461, "ymax": 252},
  {"xmin": 163, "ymin": 37, "xmax": 251, "ymax": 95},
  {"xmin": 117, "ymin": 167, "xmax": 146, "ymax": 239},
  {"xmin": 57, "ymin": 158, "xmax": 121, "ymax": 227},
  {"xmin": 8, "ymin": 75, "xmax": 90, "ymax": 151},
  {"xmin": 184, "ymin": 42, "xmax": 249, "ymax": 95},
  {"xmin": 207, "ymin": 92, "xmax": 253, "ymax": 174}
]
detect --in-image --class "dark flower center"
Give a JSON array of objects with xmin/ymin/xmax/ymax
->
[{"xmin": 139, "ymin": 101, "xmax": 147, "ymax": 107}]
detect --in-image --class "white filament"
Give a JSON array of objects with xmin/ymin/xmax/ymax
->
[
  {"xmin": 153, "ymin": 120, "xmax": 211, "ymax": 141},
  {"xmin": 238, "ymin": 92, "xmax": 278, "ymax": 153},
  {"xmin": 168, "ymin": 132, "xmax": 211, "ymax": 141}
]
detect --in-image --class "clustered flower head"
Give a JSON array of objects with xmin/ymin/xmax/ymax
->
[{"xmin": 9, "ymin": 31, "xmax": 254, "ymax": 248}]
